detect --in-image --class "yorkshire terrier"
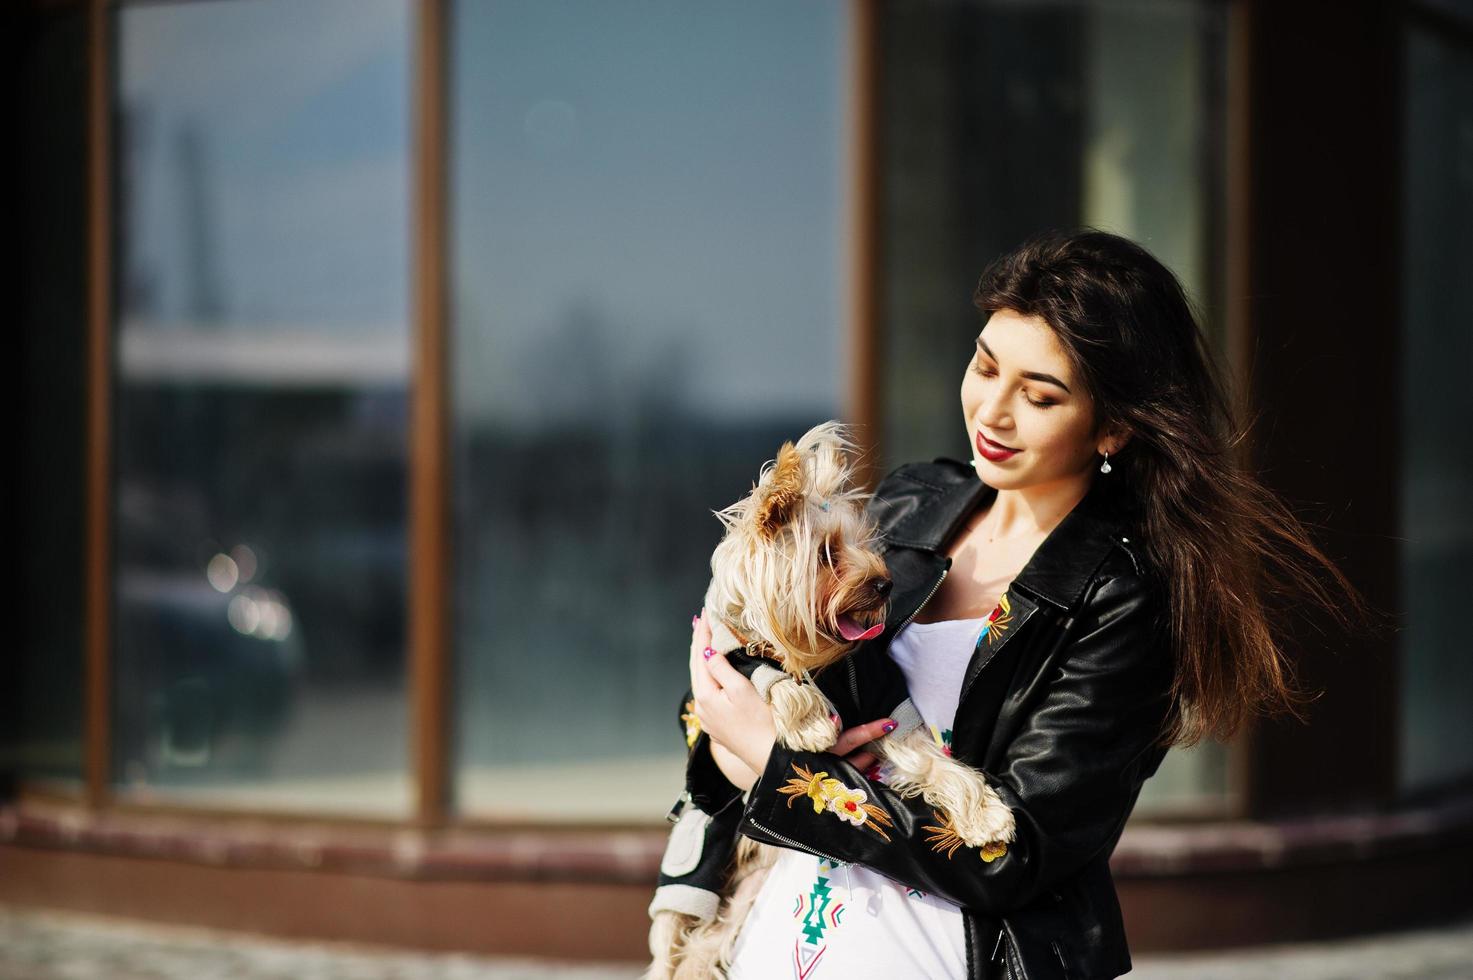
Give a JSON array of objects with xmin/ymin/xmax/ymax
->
[{"xmin": 644, "ymin": 420, "xmax": 1016, "ymax": 980}]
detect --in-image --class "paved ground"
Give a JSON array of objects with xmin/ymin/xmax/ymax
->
[{"xmin": 2, "ymin": 905, "xmax": 1472, "ymax": 979}]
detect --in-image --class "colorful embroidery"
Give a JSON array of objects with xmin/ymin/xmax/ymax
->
[
  {"xmin": 791, "ymin": 858, "xmax": 845, "ymax": 978},
  {"xmin": 681, "ymin": 699, "xmax": 701, "ymax": 748},
  {"xmin": 979, "ymin": 592, "xmax": 1014, "ymax": 647},
  {"xmin": 905, "ymin": 886, "xmax": 927, "ymax": 899},
  {"xmin": 778, "ymin": 762, "xmax": 895, "ymax": 842},
  {"xmin": 929, "ymin": 724, "xmax": 954, "ymax": 758},
  {"xmin": 922, "ymin": 810, "xmax": 1008, "ymax": 862}
]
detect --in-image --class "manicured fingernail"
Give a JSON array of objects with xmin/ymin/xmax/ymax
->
[
  {"xmin": 703, "ymin": 647, "xmax": 716, "ymax": 660},
  {"xmin": 829, "ymin": 712, "xmax": 841, "ymax": 727},
  {"xmin": 692, "ymin": 614, "xmax": 700, "ymax": 626},
  {"xmin": 880, "ymin": 720, "xmax": 897, "ymax": 734}
]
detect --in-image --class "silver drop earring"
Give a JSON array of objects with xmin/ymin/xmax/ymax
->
[{"xmin": 1100, "ymin": 450, "xmax": 1112, "ymax": 474}]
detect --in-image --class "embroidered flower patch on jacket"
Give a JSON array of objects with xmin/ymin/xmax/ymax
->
[
  {"xmin": 778, "ymin": 762, "xmax": 895, "ymax": 842},
  {"xmin": 681, "ymin": 699, "xmax": 701, "ymax": 748},
  {"xmin": 980, "ymin": 592, "xmax": 1014, "ymax": 647}
]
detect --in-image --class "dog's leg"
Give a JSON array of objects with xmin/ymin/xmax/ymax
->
[
  {"xmin": 671, "ymin": 838, "xmax": 780, "ymax": 980},
  {"xmin": 644, "ymin": 911, "xmax": 699, "ymax": 980},
  {"xmin": 877, "ymin": 728, "xmax": 1015, "ymax": 846},
  {"xmin": 763, "ymin": 675, "xmax": 839, "ymax": 752}
]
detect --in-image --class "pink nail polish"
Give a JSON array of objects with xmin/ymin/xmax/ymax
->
[
  {"xmin": 703, "ymin": 647, "xmax": 716, "ymax": 660},
  {"xmin": 881, "ymin": 721, "xmax": 897, "ymax": 734}
]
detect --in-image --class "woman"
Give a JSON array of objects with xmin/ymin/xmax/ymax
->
[{"xmin": 683, "ymin": 229, "xmax": 1375, "ymax": 979}]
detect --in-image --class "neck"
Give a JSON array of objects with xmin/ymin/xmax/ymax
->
[{"xmin": 979, "ymin": 472, "xmax": 1094, "ymax": 540}]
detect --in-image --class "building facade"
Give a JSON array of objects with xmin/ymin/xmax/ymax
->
[{"xmin": 6, "ymin": 0, "xmax": 1472, "ymax": 960}]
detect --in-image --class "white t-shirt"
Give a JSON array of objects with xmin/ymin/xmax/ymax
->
[{"xmin": 725, "ymin": 615, "xmax": 987, "ymax": 980}]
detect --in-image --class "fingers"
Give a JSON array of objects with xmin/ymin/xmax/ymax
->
[
  {"xmin": 703, "ymin": 647, "xmax": 747, "ymax": 693},
  {"xmin": 831, "ymin": 718, "xmax": 896, "ymax": 757},
  {"xmin": 691, "ymin": 654, "xmax": 721, "ymax": 700},
  {"xmin": 688, "ymin": 609, "xmax": 713, "ymax": 661},
  {"xmin": 693, "ymin": 609, "xmax": 712, "ymax": 646},
  {"xmin": 846, "ymin": 750, "xmax": 878, "ymax": 772},
  {"xmin": 689, "ymin": 609, "xmax": 722, "ymax": 700}
]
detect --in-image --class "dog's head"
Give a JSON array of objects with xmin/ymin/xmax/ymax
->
[{"xmin": 706, "ymin": 420, "xmax": 892, "ymax": 677}]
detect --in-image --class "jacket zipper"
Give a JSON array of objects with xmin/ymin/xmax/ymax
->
[
  {"xmin": 746, "ymin": 815, "xmax": 849, "ymax": 868},
  {"xmin": 897, "ymin": 564, "xmax": 950, "ymax": 632}
]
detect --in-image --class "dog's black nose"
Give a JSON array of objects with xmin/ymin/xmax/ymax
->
[{"xmin": 873, "ymin": 577, "xmax": 892, "ymax": 597}]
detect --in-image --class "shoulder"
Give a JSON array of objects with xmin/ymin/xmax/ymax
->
[
  {"xmin": 1069, "ymin": 546, "xmax": 1172, "ymax": 670},
  {"xmin": 873, "ymin": 457, "xmax": 976, "ymax": 497},
  {"xmin": 863, "ymin": 457, "xmax": 977, "ymax": 541}
]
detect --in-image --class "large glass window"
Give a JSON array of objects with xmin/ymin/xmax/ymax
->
[
  {"xmin": 110, "ymin": 0, "xmax": 412, "ymax": 814},
  {"xmin": 878, "ymin": 0, "xmax": 1231, "ymax": 814},
  {"xmin": 449, "ymin": 0, "xmax": 851, "ymax": 820},
  {"xmin": 1398, "ymin": 19, "xmax": 1473, "ymax": 797}
]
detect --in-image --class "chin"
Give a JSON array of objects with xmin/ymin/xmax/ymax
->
[{"xmin": 971, "ymin": 459, "xmax": 1023, "ymax": 487}]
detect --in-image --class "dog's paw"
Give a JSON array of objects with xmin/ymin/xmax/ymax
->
[
  {"xmin": 768, "ymin": 678, "xmax": 839, "ymax": 752},
  {"xmin": 949, "ymin": 787, "xmax": 1016, "ymax": 846}
]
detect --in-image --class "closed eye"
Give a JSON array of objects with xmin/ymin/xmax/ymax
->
[{"xmin": 972, "ymin": 359, "xmax": 1057, "ymax": 409}]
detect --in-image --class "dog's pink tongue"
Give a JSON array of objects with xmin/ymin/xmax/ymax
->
[{"xmin": 837, "ymin": 615, "xmax": 886, "ymax": 642}]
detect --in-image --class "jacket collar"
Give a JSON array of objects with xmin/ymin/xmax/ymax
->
[{"xmin": 884, "ymin": 458, "xmax": 1131, "ymax": 613}]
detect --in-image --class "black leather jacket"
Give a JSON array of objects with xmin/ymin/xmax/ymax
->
[{"xmin": 672, "ymin": 457, "xmax": 1175, "ymax": 979}]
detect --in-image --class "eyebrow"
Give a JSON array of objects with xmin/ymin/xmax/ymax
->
[{"xmin": 976, "ymin": 337, "xmax": 1072, "ymax": 393}]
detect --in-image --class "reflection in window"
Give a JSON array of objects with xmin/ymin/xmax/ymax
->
[
  {"xmin": 878, "ymin": 0, "xmax": 1230, "ymax": 814},
  {"xmin": 111, "ymin": 0, "xmax": 411, "ymax": 814},
  {"xmin": 1399, "ymin": 23, "xmax": 1473, "ymax": 796},
  {"xmin": 449, "ymin": 0, "xmax": 849, "ymax": 820}
]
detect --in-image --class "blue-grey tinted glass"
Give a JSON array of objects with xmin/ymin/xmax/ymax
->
[
  {"xmin": 1399, "ymin": 24, "xmax": 1473, "ymax": 795},
  {"xmin": 879, "ymin": 0, "xmax": 1230, "ymax": 813},
  {"xmin": 449, "ymin": 0, "xmax": 848, "ymax": 819},
  {"xmin": 111, "ymin": 0, "xmax": 411, "ymax": 814}
]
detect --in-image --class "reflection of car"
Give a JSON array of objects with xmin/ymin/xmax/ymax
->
[{"xmin": 113, "ymin": 564, "xmax": 303, "ymax": 782}]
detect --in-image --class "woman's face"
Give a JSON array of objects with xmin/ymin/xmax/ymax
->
[{"xmin": 961, "ymin": 308, "xmax": 1110, "ymax": 490}]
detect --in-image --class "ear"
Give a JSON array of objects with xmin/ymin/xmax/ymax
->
[{"xmin": 756, "ymin": 441, "xmax": 805, "ymax": 539}]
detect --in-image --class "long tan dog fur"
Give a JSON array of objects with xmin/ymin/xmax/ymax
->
[{"xmin": 645, "ymin": 421, "xmax": 1015, "ymax": 979}]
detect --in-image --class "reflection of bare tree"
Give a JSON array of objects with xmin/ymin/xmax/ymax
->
[
  {"xmin": 517, "ymin": 297, "xmax": 693, "ymax": 434},
  {"xmin": 453, "ymin": 297, "xmax": 832, "ymax": 769},
  {"xmin": 176, "ymin": 117, "xmax": 225, "ymax": 324}
]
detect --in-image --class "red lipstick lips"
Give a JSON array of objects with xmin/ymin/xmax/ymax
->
[{"xmin": 975, "ymin": 430, "xmax": 1019, "ymax": 461}]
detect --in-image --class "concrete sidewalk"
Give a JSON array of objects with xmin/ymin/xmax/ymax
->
[{"xmin": 2, "ymin": 905, "xmax": 1471, "ymax": 979}]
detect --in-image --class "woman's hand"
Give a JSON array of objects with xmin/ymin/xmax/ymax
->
[
  {"xmin": 688, "ymin": 610, "xmax": 896, "ymax": 781},
  {"xmin": 831, "ymin": 717, "xmax": 897, "ymax": 777},
  {"xmin": 689, "ymin": 610, "xmax": 777, "ymax": 775}
]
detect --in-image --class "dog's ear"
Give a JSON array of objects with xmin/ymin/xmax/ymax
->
[{"xmin": 756, "ymin": 441, "xmax": 805, "ymax": 539}]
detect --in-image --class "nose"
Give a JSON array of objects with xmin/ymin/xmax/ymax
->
[
  {"xmin": 976, "ymin": 385, "xmax": 1012, "ymax": 430},
  {"xmin": 872, "ymin": 577, "xmax": 892, "ymax": 598}
]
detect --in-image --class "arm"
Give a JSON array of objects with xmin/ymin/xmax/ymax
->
[
  {"xmin": 680, "ymin": 615, "xmax": 887, "ymax": 803},
  {"xmin": 652, "ymin": 618, "xmax": 872, "ymax": 920},
  {"xmin": 735, "ymin": 571, "xmax": 1174, "ymax": 916}
]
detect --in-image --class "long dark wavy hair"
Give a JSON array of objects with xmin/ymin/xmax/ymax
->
[{"xmin": 973, "ymin": 228, "xmax": 1382, "ymax": 749}]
